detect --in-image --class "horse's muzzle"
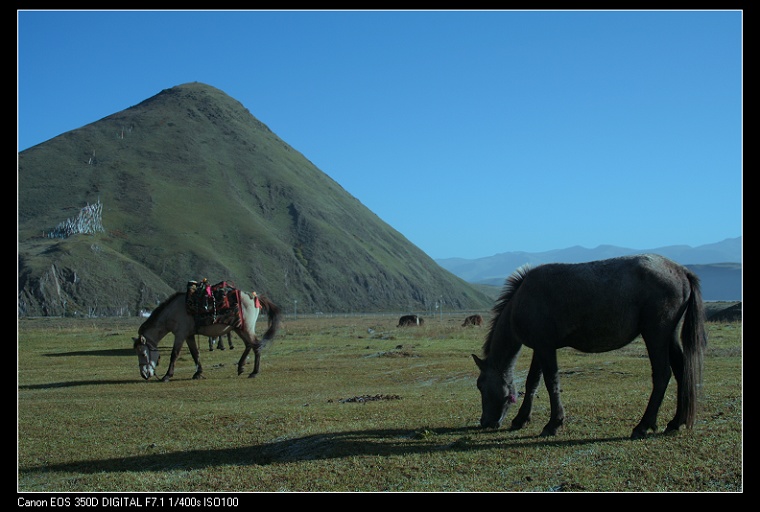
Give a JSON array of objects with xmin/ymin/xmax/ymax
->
[
  {"xmin": 479, "ymin": 410, "xmax": 506, "ymax": 429},
  {"xmin": 139, "ymin": 365, "xmax": 155, "ymax": 380}
]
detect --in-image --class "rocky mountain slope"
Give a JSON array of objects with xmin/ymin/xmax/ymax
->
[{"xmin": 18, "ymin": 82, "xmax": 491, "ymax": 316}]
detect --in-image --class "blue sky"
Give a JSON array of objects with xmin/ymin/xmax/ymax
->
[{"xmin": 17, "ymin": 10, "xmax": 742, "ymax": 260}]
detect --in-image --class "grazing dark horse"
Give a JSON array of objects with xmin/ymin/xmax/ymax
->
[
  {"xmin": 207, "ymin": 333, "xmax": 234, "ymax": 351},
  {"xmin": 133, "ymin": 290, "xmax": 281, "ymax": 381},
  {"xmin": 398, "ymin": 314, "xmax": 424, "ymax": 327},
  {"xmin": 462, "ymin": 314, "xmax": 483, "ymax": 327},
  {"xmin": 473, "ymin": 254, "xmax": 706, "ymax": 440}
]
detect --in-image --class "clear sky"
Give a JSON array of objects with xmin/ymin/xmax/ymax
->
[{"xmin": 18, "ymin": 10, "xmax": 742, "ymax": 260}]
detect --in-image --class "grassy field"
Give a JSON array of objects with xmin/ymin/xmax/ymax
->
[{"xmin": 17, "ymin": 312, "xmax": 742, "ymax": 493}]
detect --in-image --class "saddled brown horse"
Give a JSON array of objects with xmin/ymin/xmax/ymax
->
[
  {"xmin": 133, "ymin": 288, "xmax": 281, "ymax": 381},
  {"xmin": 473, "ymin": 254, "xmax": 706, "ymax": 440}
]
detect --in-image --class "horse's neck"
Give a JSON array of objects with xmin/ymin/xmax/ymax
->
[
  {"xmin": 495, "ymin": 345, "xmax": 522, "ymax": 378},
  {"xmin": 142, "ymin": 322, "xmax": 170, "ymax": 345},
  {"xmin": 490, "ymin": 317, "xmax": 522, "ymax": 375},
  {"xmin": 144, "ymin": 296, "xmax": 183, "ymax": 343}
]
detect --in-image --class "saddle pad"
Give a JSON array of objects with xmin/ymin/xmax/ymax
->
[{"xmin": 186, "ymin": 280, "xmax": 243, "ymax": 328}]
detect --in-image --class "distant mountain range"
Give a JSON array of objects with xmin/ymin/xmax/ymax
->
[{"xmin": 436, "ymin": 237, "xmax": 742, "ymax": 301}]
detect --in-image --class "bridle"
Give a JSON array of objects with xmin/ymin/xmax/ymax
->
[{"xmin": 134, "ymin": 335, "xmax": 161, "ymax": 380}]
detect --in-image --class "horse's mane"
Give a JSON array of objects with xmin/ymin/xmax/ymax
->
[
  {"xmin": 482, "ymin": 264, "xmax": 533, "ymax": 357},
  {"xmin": 138, "ymin": 291, "xmax": 184, "ymax": 334}
]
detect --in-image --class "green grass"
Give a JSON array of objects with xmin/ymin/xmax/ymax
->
[{"xmin": 17, "ymin": 314, "xmax": 742, "ymax": 492}]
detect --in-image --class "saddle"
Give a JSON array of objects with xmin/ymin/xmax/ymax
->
[{"xmin": 186, "ymin": 279, "xmax": 244, "ymax": 328}]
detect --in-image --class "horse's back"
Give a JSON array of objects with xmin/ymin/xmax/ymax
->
[
  {"xmin": 511, "ymin": 254, "xmax": 695, "ymax": 350},
  {"xmin": 522, "ymin": 254, "xmax": 690, "ymax": 304}
]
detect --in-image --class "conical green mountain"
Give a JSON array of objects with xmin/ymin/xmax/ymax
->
[{"xmin": 18, "ymin": 82, "xmax": 492, "ymax": 316}]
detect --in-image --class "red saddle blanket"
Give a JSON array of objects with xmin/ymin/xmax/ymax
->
[{"xmin": 186, "ymin": 280, "xmax": 244, "ymax": 328}]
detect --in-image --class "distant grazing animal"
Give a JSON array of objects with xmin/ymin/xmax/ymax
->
[
  {"xmin": 133, "ymin": 284, "xmax": 281, "ymax": 381},
  {"xmin": 208, "ymin": 333, "xmax": 234, "ymax": 351},
  {"xmin": 462, "ymin": 314, "xmax": 483, "ymax": 327},
  {"xmin": 473, "ymin": 254, "xmax": 706, "ymax": 440},
  {"xmin": 397, "ymin": 314, "xmax": 424, "ymax": 327}
]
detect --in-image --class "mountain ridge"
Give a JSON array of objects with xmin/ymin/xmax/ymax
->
[
  {"xmin": 18, "ymin": 82, "xmax": 492, "ymax": 316},
  {"xmin": 436, "ymin": 237, "xmax": 742, "ymax": 301}
]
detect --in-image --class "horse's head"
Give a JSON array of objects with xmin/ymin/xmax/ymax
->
[
  {"xmin": 133, "ymin": 335, "xmax": 160, "ymax": 380},
  {"xmin": 472, "ymin": 354, "xmax": 517, "ymax": 429}
]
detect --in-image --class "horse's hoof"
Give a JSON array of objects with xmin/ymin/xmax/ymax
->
[
  {"xmin": 192, "ymin": 373, "xmax": 205, "ymax": 380},
  {"xmin": 247, "ymin": 372, "xmax": 258, "ymax": 379},
  {"xmin": 510, "ymin": 418, "xmax": 529, "ymax": 431}
]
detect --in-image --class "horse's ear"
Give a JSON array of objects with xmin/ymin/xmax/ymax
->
[{"xmin": 472, "ymin": 354, "xmax": 486, "ymax": 370}]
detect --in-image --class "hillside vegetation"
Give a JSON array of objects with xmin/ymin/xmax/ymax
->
[{"xmin": 18, "ymin": 82, "xmax": 491, "ymax": 316}]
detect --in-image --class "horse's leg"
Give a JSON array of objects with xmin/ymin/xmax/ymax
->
[
  {"xmin": 208, "ymin": 336, "xmax": 215, "ymax": 351},
  {"xmin": 186, "ymin": 335, "xmax": 204, "ymax": 380},
  {"xmin": 537, "ymin": 349, "xmax": 564, "ymax": 436},
  {"xmin": 232, "ymin": 321, "xmax": 262, "ymax": 378},
  {"xmin": 510, "ymin": 352, "xmax": 542, "ymax": 431},
  {"xmin": 664, "ymin": 334, "xmax": 687, "ymax": 433},
  {"xmin": 244, "ymin": 336, "xmax": 262, "ymax": 378},
  {"xmin": 234, "ymin": 331, "xmax": 261, "ymax": 378},
  {"xmin": 227, "ymin": 332, "xmax": 234, "ymax": 350},
  {"xmin": 236, "ymin": 334, "xmax": 253, "ymax": 375},
  {"xmin": 631, "ymin": 335, "xmax": 671, "ymax": 439},
  {"xmin": 237, "ymin": 346, "xmax": 251, "ymax": 375},
  {"xmin": 161, "ymin": 336, "xmax": 185, "ymax": 382}
]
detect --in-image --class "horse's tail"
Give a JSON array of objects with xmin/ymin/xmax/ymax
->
[
  {"xmin": 257, "ymin": 296, "xmax": 282, "ymax": 347},
  {"xmin": 680, "ymin": 270, "xmax": 708, "ymax": 428}
]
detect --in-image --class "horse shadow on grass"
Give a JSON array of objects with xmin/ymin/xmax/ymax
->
[
  {"xmin": 19, "ymin": 379, "xmax": 135, "ymax": 390},
  {"xmin": 45, "ymin": 348, "xmax": 135, "ymax": 357},
  {"xmin": 19, "ymin": 426, "xmax": 636, "ymax": 478},
  {"xmin": 19, "ymin": 349, "xmax": 148, "ymax": 389}
]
